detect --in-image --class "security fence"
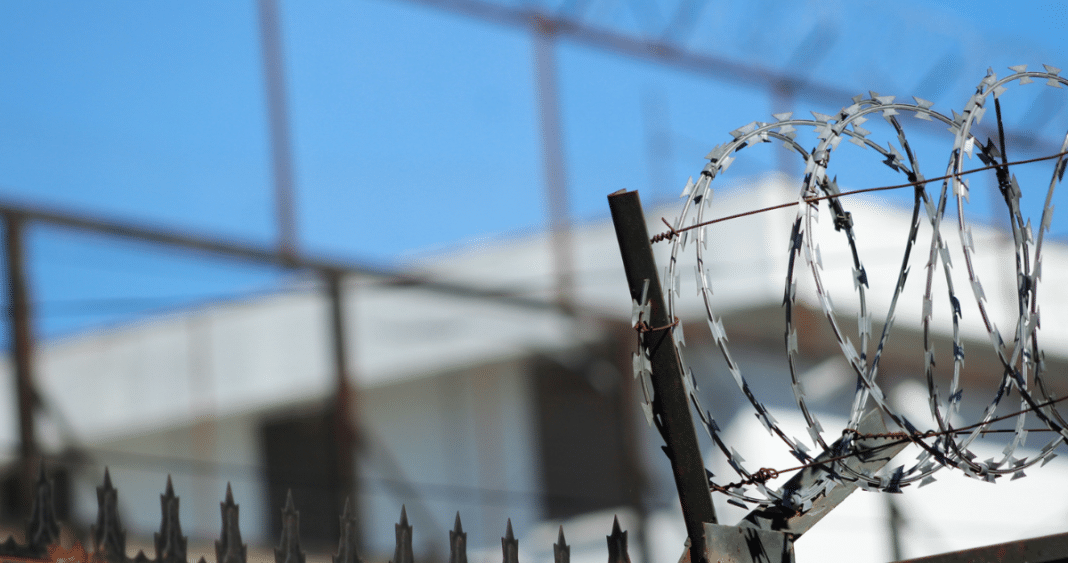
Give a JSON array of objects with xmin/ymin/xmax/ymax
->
[{"xmin": 0, "ymin": 468, "xmax": 633, "ymax": 563}]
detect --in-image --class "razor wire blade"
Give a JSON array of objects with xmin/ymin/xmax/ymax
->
[{"xmin": 635, "ymin": 64, "xmax": 1068, "ymax": 509}]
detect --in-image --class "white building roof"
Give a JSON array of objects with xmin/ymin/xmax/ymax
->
[{"xmin": 416, "ymin": 174, "xmax": 1068, "ymax": 357}]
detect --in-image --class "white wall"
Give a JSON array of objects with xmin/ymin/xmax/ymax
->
[{"xmin": 357, "ymin": 358, "xmax": 543, "ymax": 557}]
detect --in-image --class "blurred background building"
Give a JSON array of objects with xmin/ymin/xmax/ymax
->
[{"xmin": 3, "ymin": 1, "xmax": 1068, "ymax": 562}]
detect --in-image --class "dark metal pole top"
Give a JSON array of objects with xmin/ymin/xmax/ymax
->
[{"xmin": 608, "ymin": 189, "xmax": 716, "ymax": 563}]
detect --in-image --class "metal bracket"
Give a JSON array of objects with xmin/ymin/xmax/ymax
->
[{"xmin": 741, "ymin": 409, "xmax": 908, "ymax": 536}]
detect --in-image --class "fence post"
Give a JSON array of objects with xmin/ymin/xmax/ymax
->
[
  {"xmin": 326, "ymin": 272, "xmax": 360, "ymax": 534},
  {"xmin": 4, "ymin": 214, "xmax": 39, "ymax": 516},
  {"xmin": 607, "ymin": 190, "xmax": 716, "ymax": 563}
]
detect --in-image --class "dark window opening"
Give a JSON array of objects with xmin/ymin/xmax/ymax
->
[
  {"xmin": 261, "ymin": 408, "xmax": 345, "ymax": 551},
  {"xmin": 533, "ymin": 353, "xmax": 631, "ymax": 519}
]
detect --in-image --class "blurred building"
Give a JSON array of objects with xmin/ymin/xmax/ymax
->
[{"xmin": 2, "ymin": 175, "xmax": 1068, "ymax": 563}]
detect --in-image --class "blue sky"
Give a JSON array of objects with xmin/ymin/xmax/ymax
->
[{"xmin": 2, "ymin": 0, "xmax": 1068, "ymax": 338}]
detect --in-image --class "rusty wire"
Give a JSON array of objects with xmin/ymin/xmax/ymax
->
[{"xmin": 711, "ymin": 395, "xmax": 1068, "ymax": 493}]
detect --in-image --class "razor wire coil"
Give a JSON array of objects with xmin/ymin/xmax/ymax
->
[{"xmin": 634, "ymin": 64, "xmax": 1068, "ymax": 509}]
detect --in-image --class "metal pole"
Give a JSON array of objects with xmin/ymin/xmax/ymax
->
[
  {"xmin": 532, "ymin": 18, "xmax": 575, "ymax": 313},
  {"xmin": 326, "ymin": 272, "xmax": 360, "ymax": 549},
  {"xmin": 772, "ymin": 83, "xmax": 795, "ymax": 177},
  {"xmin": 5, "ymin": 215, "xmax": 37, "ymax": 514},
  {"xmin": 607, "ymin": 190, "xmax": 716, "ymax": 563},
  {"xmin": 641, "ymin": 90, "xmax": 673, "ymax": 202},
  {"xmin": 257, "ymin": 0, "xmax": 299, "ymax": 261}
]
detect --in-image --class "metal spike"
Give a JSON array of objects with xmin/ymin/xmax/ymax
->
[
  {"xmin": 92, "ymin": 467, "xmax": 127, "ymax": 563},
  {"xmin": 679, "ymin": 177, "xmax": 695, "ymax": 198},
  {"xmin": 913, "ymin": 96, "xmax": 934, "ymax": 109},
  {"xmin": 1044, "ymin": 64, "xmax": 1062, "ymax": 75},
  {"xmin": 554, "ymin": 527, "xmax": 569, "ymax": 563},
  {"xmin": 0, "ymin": 536, "xmax": 20, "ymax": 558},
  {"xmin": 606, "ymin": 517, "xmax": 630, "ymax": 563},
  {"xmin": 25, "ymin": 465, "xmax": 59, "ymax": 557},
  {"xmin": 640, "ymin": 401, "xmax": 654, "ymax": 427},
  {"xmin": 333, "ymin": 498, "xmax": 363, "ymax": 563},
  {"xmin": 1009, "ymin": 64, "xmax": 1028, "ymax": 73},
  {"xmin": 708, "ymin": 317, "xmax": 727, "ymax": 343},
  {"xmin": 729, "ymin": 122, "xmax": 757, "ymax": 139},
  {"xmin": 275, "ymin": 491, "xmax": 304, "ymax": 563},
  {"xmin": 717, "ymin": 155, "xmax": 735, "ymax": 173},
  {"xmin": 392, "ymin": 506, "xmax": 413, "ymax": 563},
  {"xmin": 217, "ymin": 484, "xmax": 247, "ymax": 563},
  {"xmin": 502, "ymin": 520, "xmax": 519, "ymax": 563},
  {"xmin": 154, "ymin": 475, "xmax": 187, "ymax": 563},
  {"xmin": 706, "ymin": 144, "xmax": 729, "ymax": 162},
  {"xmin": 972, "ymin": 279, "xmax": 986, "ymax": 302},
  {"xmin": 449, "ymin": 513, "xmax": 467, "ymax": 563}
]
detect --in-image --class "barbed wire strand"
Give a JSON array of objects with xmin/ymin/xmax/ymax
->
[{"xmin": 651, "ymin": 149, "xmax": 1068, "ymax": 244}]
